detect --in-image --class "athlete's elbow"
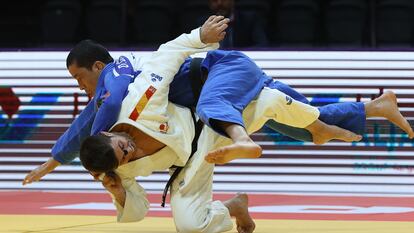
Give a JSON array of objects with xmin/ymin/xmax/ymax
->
[
  {"xmin": 117, "ymin": 212, "xmax": 147, "ymax": 223},
  {"xmin": 104, "ymin": 101, "xmax": 121, "ymax": 112},
  {"xmin": 134, "ymin": 210, "xmax": 148, "ymax": 222}
]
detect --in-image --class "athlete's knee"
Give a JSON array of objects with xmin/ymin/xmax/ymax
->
[
  {"xmin": 174, "ymin": 205, "xmax": 220, "ymax": 233},
  {"xmin": 175, "ymin": 215, "xmax": 208, "ymax": 233},
  {"xmin": 259, "ymin": 88, "xmax": 286, "ymax": 112},
  {"xmin": 271, "ymin": 81, "xmax": 309, "ymax": 104}
]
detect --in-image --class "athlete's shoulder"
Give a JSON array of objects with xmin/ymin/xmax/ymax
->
[{"xmin": 113, "ymin": 54, "xmax": 135, "ymax": 78}]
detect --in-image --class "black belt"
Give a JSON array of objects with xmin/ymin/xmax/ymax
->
[
  {"xmin": 161, "ymin": 111, "xmax": 204, "ymax": 207},
  {"xmin": 188, "ymin": 57, "xmax": 206, "ymax": 106},
  {"xmin": 161, "ymin": 58, "xmax": 206, "ymax": 207}
]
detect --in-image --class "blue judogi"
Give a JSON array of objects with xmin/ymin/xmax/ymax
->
[
  {"xmin": 52, "ymin": 50, "xmax": 365, "ymax": 164},
  {"xmin": 52, "ymin": 57, "xmax": 136, "ymax": 164}
]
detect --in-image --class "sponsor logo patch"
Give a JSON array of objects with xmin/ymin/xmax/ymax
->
[{"xmin": 150, "ymin": 73, "xmax": 163, "ymax": 82}]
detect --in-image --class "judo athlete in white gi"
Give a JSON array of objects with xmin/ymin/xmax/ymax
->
[{"xmin": 75, "ymin": 17, "xmax": 327, "ymax": 233}]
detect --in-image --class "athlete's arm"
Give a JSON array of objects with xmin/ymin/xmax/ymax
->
[
  {"xmin": 23, "ymin": 100, "xmax": 96, "ymax": 185},
  {"xmin": 91, "ymin": 74, "xmax": 132, "ymax": 135},
  {"xmin": 102, "ymin": 172, "xmax": 150, "ymax": 223}
]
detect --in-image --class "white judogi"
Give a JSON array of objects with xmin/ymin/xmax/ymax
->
[
  {"xmin": 108, "ymin": 28, "xmax": 320, "ymax": 232},
  {"xmin": 113, "ymin": 87, "xmax": 319, "ymax": 232}
]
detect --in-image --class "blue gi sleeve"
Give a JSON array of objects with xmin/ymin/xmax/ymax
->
[
  {"xmin": 91, "ymin": 74, "xmax": 132, "ymax": 135},
  {"xmin": 51, "ymin": 100, "xmax": 96, "ymax": 164}
]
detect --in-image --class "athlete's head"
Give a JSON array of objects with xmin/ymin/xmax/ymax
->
[
  {"xmin": 80, "ymin": 132, "xmax": 138, "ymax": 174},
  {"xmin": 66, "ymin": 40, "xmax": 114, "ymax": 97},
  {"xmin": 208, "ymin": 0, "xmax": 234, "ymax": 17}
]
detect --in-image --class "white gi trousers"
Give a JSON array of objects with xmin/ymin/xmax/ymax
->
[{"xmin": 170, "ymin": 87, "xmax": 319, "ymax": 232}]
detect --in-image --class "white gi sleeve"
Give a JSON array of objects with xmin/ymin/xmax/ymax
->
[
  {"xmin": 138, "ymin": 27, "xmax": 218, "ymax": 89},
  {"xmin": 110, "ymin": 177, "xmax": 150, "ymax": 223},
  {"xmin": 124, "ymin": 28, "xmax": 218, "ymax": 121},
  {"xmin": 119, "ymin": 28, "xmax": 218, "ymax": 142}
]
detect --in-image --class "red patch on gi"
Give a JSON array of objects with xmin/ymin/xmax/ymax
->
[
  {"xmin": 129, "ymin": 85, "xmax": 157, "ymax": 121},
  {"xmin": 159, "ymin": 122, "xmax": 169, "ymax": 133}
]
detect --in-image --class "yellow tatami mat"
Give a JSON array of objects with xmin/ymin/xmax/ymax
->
[{"xmin": 1, "ymin": 215, "xmax": 414, "ymax": 233}]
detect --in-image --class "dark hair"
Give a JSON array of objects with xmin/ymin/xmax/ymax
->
[
  {"xmin": 80, "ymin": 135, "xmax": 118, "ymax": 173},
  {"xmin": 66, "ymin": 39, "xmax": 114, "ymax": 70}
]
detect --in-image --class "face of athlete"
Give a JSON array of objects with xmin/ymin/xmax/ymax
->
[
  {"xmin": 209, "ymin": 0, "xmax": 234, "ymax": 17},
  {"xmin": 68, "ymin": 61, "xmax": 105, "ymax": 97},
  {"xmin": 89, "ymin": 132, "xmax": 144, "ymax": 181},
  {"xmin": 100, "ymin": 132, "xmax": 141, "ymax": 167}
]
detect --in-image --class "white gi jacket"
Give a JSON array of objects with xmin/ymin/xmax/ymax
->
[
  {"xmin": 115, "ymin": 28, "xmax": 218, "ymax": 167},
  {"xmin": 109, "ymin": 28, "xmax": 219, "ymax": 222}
]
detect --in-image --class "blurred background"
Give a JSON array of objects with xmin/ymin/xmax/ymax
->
[{"xmin": 2, "ymin": 0, "xmax": 414, "ymax": 49}]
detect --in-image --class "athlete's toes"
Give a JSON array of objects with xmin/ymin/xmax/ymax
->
[
  {"xmin": 204, "ymin": 155, "xmax": 215, "ymax": 163},
  {"xmin": 205, "ymin": 150, "xmax": 221, "ymax": 163}
]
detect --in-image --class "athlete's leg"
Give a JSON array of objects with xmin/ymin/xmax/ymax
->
[
  {"xmin": 266, "ymin": 81, "xmax": 413, "ymax": 141},
  {"xmin": 197, "ymin": 51, "xmax": 266, "ymax": 164},
  {"xmin": 205, "ymin": 87, "xmax": 361, "ymax": 164},
  {"xmin": 200, "ymin": 51, "xmax": 361, "ymax": 164},
  {"xmin": 171, "ymin": 128, "xmax": 254, "ymax": 233},
  {"xmin": 265, "ymin": 80, "xmax": 363, "ymax": 144}
]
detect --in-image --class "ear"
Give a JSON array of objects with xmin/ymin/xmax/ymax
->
[{"xmin": 93, "ymin": 61, "xmax": 106, "ymax": 71}]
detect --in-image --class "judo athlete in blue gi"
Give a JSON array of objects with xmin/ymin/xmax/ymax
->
[{"xmin": 167, "ymin": 49, "xmax": 413, "ymax": 164}]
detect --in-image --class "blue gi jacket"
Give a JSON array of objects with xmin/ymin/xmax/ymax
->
[
  {"xmin": 52, "ymin": 56, "xmax": 139, "ymax": 164},
  {"xmin": 52, "ymin": 55, "xmax": 198, "ymax": 164}
]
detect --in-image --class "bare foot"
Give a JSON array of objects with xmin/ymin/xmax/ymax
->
[
  {"xmin": 223, "ymin": 193, "xmax": 256, "ymax": 233},
  {"xmin": 204, "ymin": 141, "xmax": 262, "ymax": 164},
  {"xmin": 366, "ymin": 91, "xmax": 414, "ymax": 139},
  {"xmin": 306, "ymin": 120, "xmax": 363, "ymax": 145}
]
